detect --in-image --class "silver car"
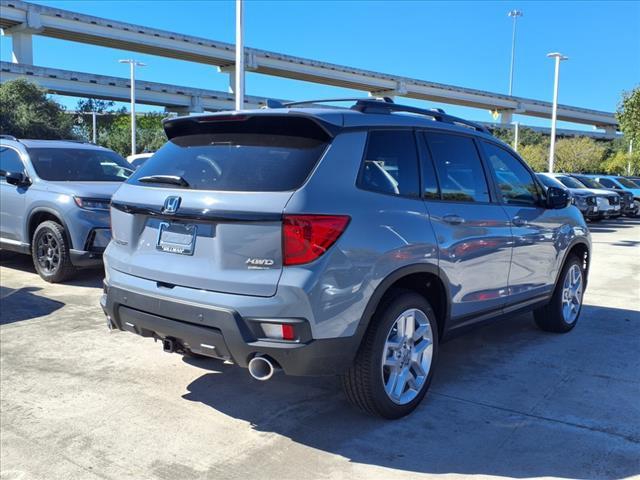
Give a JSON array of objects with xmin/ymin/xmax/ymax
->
[
  {"xmin": 0, "ymin": 136, "xmax": 133, "ymax": 282},
  {"xmin": 545, "ymin": 173, "xmax": 622, "ymax": 219},
  {"xmin": 102, "ymin": 99, "xmax": 591, "ymax": 418}
]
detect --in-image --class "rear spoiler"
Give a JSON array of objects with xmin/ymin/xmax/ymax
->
[{"xmin": 162, "ymin": 112, "xmax": 340, "ymax": 141}]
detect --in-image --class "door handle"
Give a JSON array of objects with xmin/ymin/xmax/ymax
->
[
  {"xmin": 443, "ymin": 214, "xmax": 465, "ymax": 225},
  {"xmin": 512, "ymin": 216, "xmax": 527, "ymax": 227}
]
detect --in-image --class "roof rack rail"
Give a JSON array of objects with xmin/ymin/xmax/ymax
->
[
  {"xmin": 284, "ymin": 97, "xmax": 394, "ymax": 107},
  {"xmin": 351, "ymin": 99, "xmax": 490, "ymax": 134},
  {"xmin": 263, "ymin": 97, "xmax": 395, "ymax": 109},
  {"xmin": 0, "ymin": 134, "xmax": 19, "ymax": 141}
]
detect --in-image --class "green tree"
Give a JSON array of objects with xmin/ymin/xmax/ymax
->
[
  {"xmin": 554, "ymin": 137, "xmax": 606, "ymax": 173},
  {"xmin": 617, "ymin": 87, "xmax": 640, "ymax": 146},
  {"xmin": 101, "ymin": 112, "xmax": 167, "ymax": 157},
  {"xmin": 0, "ymin": 79, "xmax": 75, "ymax": 139},
  {"xmin": 519, "ymin": 142, "xmax": 549, "ymax": 172},
  {"xmin": 602, "ymin": 150, "xmax": 640, "ymax": 175},
  {"xmin": 73, "ymin": 98, "xmax": 126, "ymax": 143}
]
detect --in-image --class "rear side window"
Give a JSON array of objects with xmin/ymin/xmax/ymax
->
[
  {"xmin": 482, "ymin": 141, "xmax": 540, "ymax": 206},
  {"xmin": 424, "ymin": 132, "xmax": 490, "ymax": 202},
  {"xmin": 129, "ymin": 133, "xmax": 327, "ymax": 192},
  {"xmin": 357, "ymin": 130, "xmax": 420, "ymax": 197}
]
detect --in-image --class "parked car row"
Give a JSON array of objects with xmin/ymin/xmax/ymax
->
[{"xmin": 537, "ymin": 172, "xmax": 640, "ymax": 221}]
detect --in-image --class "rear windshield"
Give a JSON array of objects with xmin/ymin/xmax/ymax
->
[
  {"xmin": 28, "ymin": 148, "xmax": 133, "ymax": 182},
  {"xmin": 128, "ymin": 133, "xmax": 328, "ymax": 191}
]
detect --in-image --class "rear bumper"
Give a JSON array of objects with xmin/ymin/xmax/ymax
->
[{"xmin": 101, "ymin": 283, "xmax": 358, "ymax": 376}]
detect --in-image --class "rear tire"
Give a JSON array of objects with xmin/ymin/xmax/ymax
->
[
  {"xmin": 31, "ymin": 221, "xmax": 76, "ymax": 283},
  {"xmin": 534, "ymin": 255, "xmax": 584, "ymax": 333},
  {"xmin": 342, "ymin": 291, "xmax": 438, "ymax": 419}
]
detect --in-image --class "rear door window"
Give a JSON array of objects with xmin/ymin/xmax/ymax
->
[
  {"xmin": 424, "ymin": 132, "xmax": 490, "ymax": 202},
  {"xmin": 357, "ymin": 130, "xmax": 420, "ymax": 197},
  {"xmin": 129, "ymin": 133, "xmax": 327, "ymax": 192}
]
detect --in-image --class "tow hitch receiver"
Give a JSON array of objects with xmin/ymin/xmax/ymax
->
[{"xmin": 163, "ymin": 337, "xmax": 176, "ymax": 353}]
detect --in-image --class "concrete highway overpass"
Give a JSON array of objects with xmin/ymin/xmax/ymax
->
[
  {"xmin": 0, "ymin": 62, "xmax": 265, "ymax": 112},
  {"xmin": 0, "ymin": 0, "xmax": 619, "ymax": 133},
  {"xmin": 0, "ymin": 63, "xmax": 618, "ymax": 140}
]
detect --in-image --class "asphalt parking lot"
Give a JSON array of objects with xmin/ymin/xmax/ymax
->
[{"xmin": 1, "ymin": 218, "xmax": 639, "ymax": 480}]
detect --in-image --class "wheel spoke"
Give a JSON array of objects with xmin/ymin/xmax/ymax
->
[
  {"xmin": 413, "ymin": 324, "xmax": 428, "ymax": 341},
  {"xmin": 403, "ymin": 314, "xmax": 415, "ymax": 339},
  {"xmin": 385, "ymin": 335, "xmax": 403, "ymax": 351},
  {"xmin": 384, "ymin": 354, "xmax": 402, "ymax": 369},
  {"xmin": 392, "ymin": 368, "xmax": 409, "ymax": 399},
  {"xmin": 412, "ymin": 338, "xmax": 431, "ymax": 358},
  {"xmin": 406, "ymin": 370, "xmax": 418, "ymax": 391},
  {"xmin": 411, "ymin": 360, "xmax": 427, "ymax": 379}
]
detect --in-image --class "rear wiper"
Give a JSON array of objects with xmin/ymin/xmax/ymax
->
[{"xmin": 137, "ymin": 175, "xmax": 189, "ymax": 187}]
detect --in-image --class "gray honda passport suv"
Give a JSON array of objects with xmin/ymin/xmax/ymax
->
[
  {"xmin": 0, "ymin": 137, "xmax": 133, "ymax": 282},
  {"xmin": 101, "ymin": 99, "xmax": 590, "ymax": 418}
]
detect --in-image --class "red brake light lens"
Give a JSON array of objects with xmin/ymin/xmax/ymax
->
[
  {"xmin": 282, "ymin": 214, "xmax": 350, "ymax": 266},
  {"xmin": 281, "ymin": 324, "xmax": 295, "ymax": 341}
]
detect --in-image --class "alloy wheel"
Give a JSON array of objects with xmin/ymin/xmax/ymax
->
[
  {"xmin": 561, "ymin": 264, "xmax": 583, "ymax": 324},
  {"xmin": 36, "ymin": 231, "xmax": 61, "ymax": 275},
  {"xmin": 381, "ymin": 308, "xmax": 434, "ymax": 405}
]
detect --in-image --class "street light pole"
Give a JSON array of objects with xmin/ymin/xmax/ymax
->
[
  {"xmin": 235, "ymin": 0, "xmax": 245, "ymax": 111},
  {"xmin": 119, "ymin": 59, "xmax": 146, "ymax": 156},
  {"xmin": 92, "ymin": 110, "xmax": 97, "ymax": 144},
  {"xmin": 507, "ymin": 10, "xmax": 523, "ymax": 96},
  {"xmin": 547, "ymin": 52, "xmax": 568, "ymax": 173}
]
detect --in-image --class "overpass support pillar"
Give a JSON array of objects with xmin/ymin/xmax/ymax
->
[
  {"xmin": 165, "ymin": 96, "xmax": 205, "ymax": 116},
  {"xmin": 2, "ymin": 7, "xmax": 43, "ymax": 64},
  {"xmin": 499, "ymin": 110, "xmax": 513, "ymax": 124},
  {"xmin": 9, "ymin": 32, "xmax": 34, "ymax": 64},
  {"xmin": 369, "ymin": 81, "xmax": 408, "ymax": 102},
  {"xmin": 218, "ymin": 53, "xmax": 258, "ymax": 96},
  {"xmin": 601, "ymin": 125, "xmax": 618, "ymax": 136}
]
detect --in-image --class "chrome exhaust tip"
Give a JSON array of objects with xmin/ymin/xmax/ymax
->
[{"xmin": 248, "ymin": 355, "xmax": 278, "ymax": 381}]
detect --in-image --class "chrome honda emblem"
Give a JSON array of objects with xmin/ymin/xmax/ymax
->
[{"xmin": 162, "ymin": 196, "xmax": 181, "ymax": 214}]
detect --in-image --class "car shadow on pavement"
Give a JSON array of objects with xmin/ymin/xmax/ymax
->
[
  {"xmin": 0, "ymin": 250, "xmax": 104, "ymax": 288},
  {"xmin": 181, "ymin": 306, "xmax": 640, "ymax": 479},
  {"xmin": 0, "ymin": 285, "xmax": 65, "ymax": 325}
]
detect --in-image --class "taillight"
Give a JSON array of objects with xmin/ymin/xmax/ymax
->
[{"xmin": 282, "ymin": 214, "xmax": 350, "ymax": 266}]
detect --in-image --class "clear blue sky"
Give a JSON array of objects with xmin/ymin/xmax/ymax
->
[{"xmin": 1, "ymin": 0, "xmax": 638, "ymax": 130}]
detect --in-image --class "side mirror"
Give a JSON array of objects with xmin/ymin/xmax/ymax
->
[
  {"xmin": 4, "ymin": 171, "xmax": 30, "ymax": 187},
  {"xmin": 546, "ymin": 186, "xmax": 570, "ymax": 209}
]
